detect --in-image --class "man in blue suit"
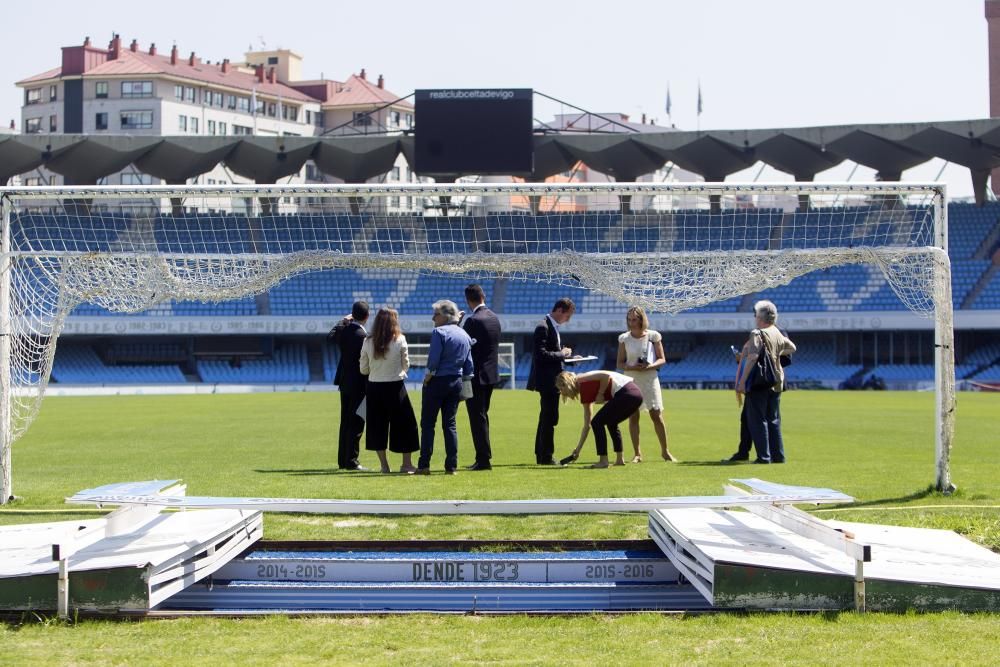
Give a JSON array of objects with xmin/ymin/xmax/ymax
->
[{"xmin": 527, "ymin": 298, "xmax": 575, "ymax": 465}]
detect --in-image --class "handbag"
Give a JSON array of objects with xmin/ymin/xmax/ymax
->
[{"xmin": 747, "ymin": 330, "xmax": 778, "ymax": 391}]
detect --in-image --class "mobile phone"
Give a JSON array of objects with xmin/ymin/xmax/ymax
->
[{"xmin": 730, "ymin": 345, "xmax": 740, "ymax": 357}]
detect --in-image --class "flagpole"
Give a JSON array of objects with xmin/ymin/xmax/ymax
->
[
  {"xmin": 696, "ymin": 80, "xmax": 703, "ymax": 132},
  {"xmin": 665, "ymin": 83, "xmax": 672, "ymax": 127}
]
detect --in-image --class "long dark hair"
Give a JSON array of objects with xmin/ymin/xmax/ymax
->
[{"xmin": 370, "ymin": 308, "xmax": 401, "ymax": 359}]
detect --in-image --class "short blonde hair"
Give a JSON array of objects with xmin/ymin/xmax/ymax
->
[
  {"xmin": 626, "ymin": 305, "xmax": 649, "ymax": 331},
  {"xmin": 555, "ymin": 371, "xmax": 579, "ymax": 401}
]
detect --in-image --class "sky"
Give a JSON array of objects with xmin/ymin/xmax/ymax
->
[{"xmin": 1, "ymin": 0, "xmax": 991, "ymax": 197}]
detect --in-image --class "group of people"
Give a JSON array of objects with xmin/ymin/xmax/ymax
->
[
  {"xmin": 332, "ymin": 287, "xmax": 795, "ymax": 473},
  {"xmin": 527, "ymin": 299, "xmax": 676, "ymax": 468},
  {"xmin": 330, "ymin": 285, "xmax": 500, "ymax": 475}
]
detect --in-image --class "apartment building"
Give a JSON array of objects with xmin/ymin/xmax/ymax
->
[{"xmin": 16, "ymin": 35, "xmax": 414, "ymax": 201}]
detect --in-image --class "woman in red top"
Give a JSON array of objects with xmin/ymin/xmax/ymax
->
[{"xmin": 555, "ymin": 370, "xmax": 644, "ymax": 468}]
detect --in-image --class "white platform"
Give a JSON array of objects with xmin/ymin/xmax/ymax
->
[
  {"xmin": 649, "ymin": 507, "xmax": 1000, "ymax": 611},
  {"xmin": 0, "ymin": 509, "xmax": 262, "ymax": 611}
]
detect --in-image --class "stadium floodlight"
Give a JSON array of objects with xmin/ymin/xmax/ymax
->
[{"xmin": 0, "ymin": 182, "xmax": 955, "ymax": 503}]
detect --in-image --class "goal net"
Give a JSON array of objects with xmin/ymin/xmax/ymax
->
[{"xmin": 0, "ymin": 183, "xmax": 954, "ymax": 502}]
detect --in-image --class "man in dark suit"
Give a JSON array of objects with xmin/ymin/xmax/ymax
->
[
  {"xmin": 330, "ymin": 300, "xmax": 369, "ymax": 471},
  {"xmin": 526, "ymin": 297, "xmax": 575, "ymax": 465},
  {"xmin": 461, "ymin": 284, "xmax": 502, "ymax": 471}
]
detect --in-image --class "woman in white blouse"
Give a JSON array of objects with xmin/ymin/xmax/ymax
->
[
  {"xmin": 359, "ymin": 308, "xmax": 419, "ymax": 473},
  {"xmin": 616, "ymin": 306, "xmax": 676, "ymax": 463}
]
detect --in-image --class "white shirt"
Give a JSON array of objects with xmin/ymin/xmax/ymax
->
[{"xmin": 359, "ymin": 335, "xmax": 410, "ymax": 382}]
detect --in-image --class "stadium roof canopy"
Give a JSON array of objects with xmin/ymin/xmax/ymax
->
[{"xmin": 4, "ymin": 118, "xmax": 1000, "ymax": 202}]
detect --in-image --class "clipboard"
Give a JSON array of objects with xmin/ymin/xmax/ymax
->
[{"xmin": 564, "ymin": 355, "xmax": 598, "ymax": 365}]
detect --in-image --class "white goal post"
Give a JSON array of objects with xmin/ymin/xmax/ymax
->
[{"xmin": 0, "ymin": 182, "xmax": 954, "ymax": 503}]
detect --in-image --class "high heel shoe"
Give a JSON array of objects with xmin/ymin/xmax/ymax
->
[{"xmin": 632, "ymin": 455, "xmax": 643, "ymax": 464}]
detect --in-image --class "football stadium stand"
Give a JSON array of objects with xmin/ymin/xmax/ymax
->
[{"xmin": 39, "ymin": 203, "xmax": 1000, "ymax": 388}]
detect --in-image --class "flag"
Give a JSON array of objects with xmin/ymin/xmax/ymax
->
[
  {"xmin": 665, "ymin": 85, "xmax": 672, "ymax": 117},
  {"xmin": 697, "ymin": 82, "xmax": 703, "ymax": 116}
]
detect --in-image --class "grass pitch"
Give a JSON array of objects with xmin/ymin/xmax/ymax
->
[{"xmin": 2, "ymin": 389, "xmax": 998, "ymax": 665}]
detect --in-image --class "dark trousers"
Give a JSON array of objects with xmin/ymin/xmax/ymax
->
[
  {"xmin": 465, "ymin": 380, "xmax": 494, "ymax": 464},
  {"xmin": 365, "ymin": 380, "xmax": 419, "ymax": 453},
  {"xmin": 338, "ymin": 388, "xmax": 365, "ymax": 468},
  {"xmin": 590, "ymin": 383, "xmax": 644, "ymax": 456},
  {"xmin": 745, "ymin": 388, "xmax": 785, "ymax": 463},
  {"xmin": 418, "ymin": 375, "xmax": 463, "ymax": 471},
  {"xmin": 735, "ymin": 401, "xmax": 752, "ymax": 457},
  {"xmin": 534, "ymin": 388, "xmax": 560, "ymax": 463}
]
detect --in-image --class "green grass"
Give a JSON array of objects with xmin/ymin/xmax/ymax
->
[{"xmin": 2, "ymin": 389, "xmax": 999, "ymax": 665}]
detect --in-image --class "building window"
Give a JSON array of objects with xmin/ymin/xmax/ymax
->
[
  {"xmin": 95, "ymin": 113, "xmax": 108, "ymax": 130},
  {"xmin": 226, "ymin": 94, "xmax": 237, "ymax": 110},
  {"xmin": 174, "ymin": 85, "xmax": 184, "ymax": 100},
  {"xmin": 185, "ymin": 86, "xmax": 196, "ymax": 103},
  {"xmin": 24, "ymin": 117, "xmax": 42, "ymax": 133},
  {"xmin": 49, "ymin": 85, "xmax": 58, "ymax": 102},
  {"xmin": 207, "ymin": 120, "xmax": 216, "ymax": 135},
  {"xmin": 95, "ymin": 81, "xmax": 109, "ymax": 99},
  {"xmin": 178, "ymin": 115, "xmax": 187, "ymax": 132},
  {"xmin": 232, "ymin": 124, "xmax": 252, "ymax": 135},
  {"xmin": 120, "ymin": 110, "xmax": 153, "ymax": 130},
  {"xmin": 49, "ymin": 115, "xmax": 57, "ymax": 132},
  {"xmin": 190, "ymin": 117, "xmax": 199, "ymax": 133},
  {"xmin": 267, "ymin": 56, "xmax": 279, "ymax": 65},
  {"xmin": 25, "ymin": 88, "xmax": 42, "ymax": 105},
  {"xmin": 24, "ymin": 177, "xmax": 42, "ymax": 186},
  {"xmin": 391, "ymin": 111, "xmax": 400, "ymax": 126},
  {"xmin": 237, "ymin": 97, "xmax": 250, "ymax": 113},
  {"xmin": 353, "ymin": 112, "xmax": 372, "ymax": 127},
  {"xmin": 388, "ymin": 197, "xmax": 399, "ymax": 209},
  {"xmin": 214, "ymin": 91, "xmax": 224, "ymax": 108},
  {"xmin": 391, "ymin": 166, "xmax": 401, "ymax": 181},
  {"xmin": 255, "ymin": 98, "xmax": 265, "ymax": 115},
  {"xmin": 121, "ymin": 81, "xmax": 153, "ymax": 98},
  {"xmin": 282, "ymin": 105, "xmax": 298, "ymax": 122},
  {"xmin": 121, "ymin": 173, "xmax": 153, "ymax": 186},
  {"xmin": 267, "ymin": 102, "xmax": 276, "ymax": 117},
  {"xmin": 405, "ymin": 113, "xmax": 413, "ymax": 128},
  {"xmin": 218, "ymin": 122, "xmax": 227, "ymax": 135}
]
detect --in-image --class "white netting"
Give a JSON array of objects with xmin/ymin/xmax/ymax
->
[{"xmin": 0, "ymin": 182, "xmax": 955, "ymax": 495}]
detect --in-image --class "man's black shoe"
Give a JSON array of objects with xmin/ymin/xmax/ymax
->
[
  {"xmin": 537, "ymin": 459, "xmax": 558, "ymax": 465},
  {"xmin": 752, "ymin": 459, "xmax": 770, "ymax": 464},
  {"xmin": 723, "ymin": 453, "xmax": 750, "ymax": 463},
  {"xmin": 466, "ymin": 462, "xmax": 492, "ymax": 471},
  {"xmin": 340, "ymin": 464, "xmax": 368, "ymax": 471}
]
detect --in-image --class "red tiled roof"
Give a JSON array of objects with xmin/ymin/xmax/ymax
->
[
  {"xmin": 89, "ymin": 50, "xmax": 317, "ymax": 102},
  {"xmin": 18, "ymin": 50, "xmax": 316, "ymax": 102},
  {"xmin": 324, "ymin": 74, "xmax": 413, "ymax": 109},
  {"xmin": 16, "ymin": 66, "xmax": 62, "ymax": 85},
  {"xmin": 16, "ymin": 48, "xmax": 414, "ymax": 109}
]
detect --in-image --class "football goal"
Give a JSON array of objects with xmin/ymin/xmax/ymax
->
[{"xmin": 0, "ymin": 182, "xmax": 954, "ymax": 503}]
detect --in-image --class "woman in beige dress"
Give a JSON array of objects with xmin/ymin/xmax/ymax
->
[{"xmin": 616, "ymin": 306, "xmax": 675, "ymax": 462}]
